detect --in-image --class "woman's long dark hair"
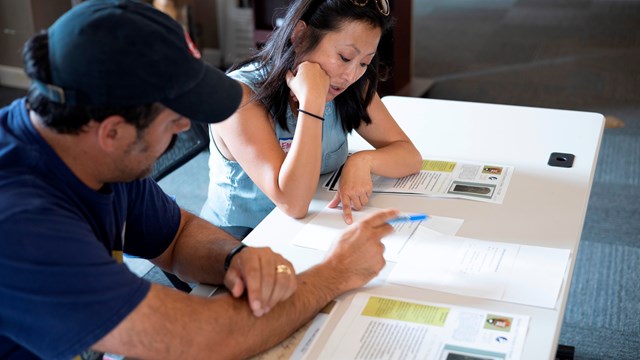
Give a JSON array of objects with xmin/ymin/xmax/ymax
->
[{"xmin": 229, "ymin": 0, "xmax": 394, "ymax": 133}]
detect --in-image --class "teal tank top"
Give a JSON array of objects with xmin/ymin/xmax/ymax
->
[{"xmin": 200, "ymin": 64, "xmax": 348, "ymax": 236}]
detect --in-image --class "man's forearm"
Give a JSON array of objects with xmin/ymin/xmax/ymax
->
[
  {"xmin": 94, "ymin": 262, "xmax": 347, "ymax": 359},
  {"xmin": 205, "ymin": 262, "xmax": 346, "ymax": 358},
  {"xmin": 154, "ymin": 209, "xmax": 242, "ymax": 285},
  {"xmin": 99, "ymin": 208, "xmax": 394, "ymax": 359}
]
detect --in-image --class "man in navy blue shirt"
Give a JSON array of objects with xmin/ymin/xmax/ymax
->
[{"xmin": 0, "ymin": 1, "xmax": 398, "ymax": 359}]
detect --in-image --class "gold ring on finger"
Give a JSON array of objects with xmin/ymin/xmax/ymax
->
[{"xmin": 276, "ymin": 264, "xmax": 291, "ymax": 275}]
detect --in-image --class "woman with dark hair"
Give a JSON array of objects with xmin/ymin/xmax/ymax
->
[{"xmin": 201, "ymin": 0, "xmax": 422, "ymax": 239}]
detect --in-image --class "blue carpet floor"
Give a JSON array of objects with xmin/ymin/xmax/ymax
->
[
  {"xmin": 414, "ymin": 0, "xmax": 640, "ymax": 358},
  {"xmin": 558, "ymin": 129, "xmax": 640, "ymax": 359}
]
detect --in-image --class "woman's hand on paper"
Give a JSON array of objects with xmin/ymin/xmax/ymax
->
[{"xmin": 328, "ymin": 156, "xmax": 373, "ymax": 224}]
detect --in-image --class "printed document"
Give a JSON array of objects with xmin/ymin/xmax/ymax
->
[
  {"xmin": 252, "ymin": 301, "xmax": 337, "ymax": 360},
  {"xmin": 316, "ymin": 293, "xmax": 529, "ymax": 360},
  {"xmin": 388, "ymin": 227, "xmax": 571, "ymax": 309},
  {"xmin": 325, "ymin": 159, "xmax": 514, "ymax": 204},
  {"xmin": 291, "ymin": 206, "xmax": 464, "ymax": 262}
]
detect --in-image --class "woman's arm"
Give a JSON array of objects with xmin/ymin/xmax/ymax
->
[
  {"xmin": 328, "ymin": 92, "xmax": 422, "ymax": 223},
  {"xmin": 211, "ymin": 62, "xmax": 330, "ymax": 219},
  {"xmin": 352, "ymin": 92, "xmax": 422, "ymax": 177}
]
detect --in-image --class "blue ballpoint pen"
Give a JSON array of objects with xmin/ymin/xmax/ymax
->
[{"xmin": 387, "ymin": 213, "xmax": 429, "ymax": 224}]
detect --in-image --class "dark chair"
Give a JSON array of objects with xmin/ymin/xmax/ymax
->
[
  {"xmin": 150, "ymin": 121, "xmax": 210, "ymax": 292},
  {"xmin": 151, "ymin": 122, "xmax": 209, "ymax": 182}
]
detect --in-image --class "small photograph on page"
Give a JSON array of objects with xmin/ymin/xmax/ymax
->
[
  {"xmin": 444, "ymin": 353, "xmax": 499, "ymax": 360},
  {"xmin": 448, "ymin": 181, "xmax": 496, "ymax": 199},
  {"xmin": 482, "ymin": 165, "xmax": 503, "ymax": 175},
  {"xmin": 441, "ymin": 345, "xmax": 505, "ymax": 360},
  {"xmin": 485, "ymin": 315, "xmax": 513, "ymax": 332}
]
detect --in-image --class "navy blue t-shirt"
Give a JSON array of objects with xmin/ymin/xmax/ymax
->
[{"xmin": 0, "ymin": 98, "xmax": 181, "ymax": 359}]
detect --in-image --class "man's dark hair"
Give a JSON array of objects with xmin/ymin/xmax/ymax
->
[
  {"xmin": 229, "ymin": 0, "xmax": 394, "ymax": 133},
  {"xmin": 22, "ymin": 31, "xmax": 163, "ymax": 135}
]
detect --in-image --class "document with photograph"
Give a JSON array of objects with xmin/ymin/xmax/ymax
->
[
  {"xmin": 315, "ymin": 293, "xmax": 529, "ymax": 360},
  {"xmin": 388, "ymin": 226, "xmax": 571, "ymax": 309},
  {"xmin": 325, "ymin": 159, "xmax": 514, "ymax": 204},
  {"xmin": 291, "ymin": 205, "xmax": 464, "ymax": 262}
]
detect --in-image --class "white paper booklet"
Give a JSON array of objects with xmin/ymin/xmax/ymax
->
[
  {"xmin": 291, "ymin": 206, "xmax": 464, "ymax": 262},
  {"xmin": 388, "ymin": 226, "xmax": 571, "ymax": 309},
  {"xmin": 325, "ymin": 159, "xmax": 514, "ymax": 204},
  {"xmin": 315, "ymin": 293, "xmax": 529, "ymax": 360}
]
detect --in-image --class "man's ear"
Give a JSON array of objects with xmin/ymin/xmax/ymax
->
[
  {"xmin": 96, "ymin": 115, "xmax": 136, "ymax": 152},
  {"xmin": 291, "ymin": 20, "xmax": 307, "ymax": 49}
]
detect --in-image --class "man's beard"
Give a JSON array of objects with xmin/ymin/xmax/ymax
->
[{"xmin": 123, "ymin": 134, "xmax": 179, "ymax": 181}]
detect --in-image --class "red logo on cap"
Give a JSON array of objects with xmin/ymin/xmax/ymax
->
[{"xmin": 184, "ymin": 30, "xmax": 201, "ymax": 59}]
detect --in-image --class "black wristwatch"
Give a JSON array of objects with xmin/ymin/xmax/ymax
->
[{"xmin": 224, "ymin": 243, "xmax": 248, "ymax": 271}]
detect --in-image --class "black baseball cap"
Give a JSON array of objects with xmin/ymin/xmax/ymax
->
[{"xmin": 33, "ymin": 0, "xmax": 242, "ymax": 124}]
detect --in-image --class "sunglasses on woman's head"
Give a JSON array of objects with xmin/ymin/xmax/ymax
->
[{"xmin": 349, "ymin": 0, "xmax": 390, "ymax": 16}]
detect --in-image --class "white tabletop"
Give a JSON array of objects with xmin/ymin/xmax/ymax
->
[{"xmin": 195, "ymin": 96, "xmax": 604, "ymax": 360}]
